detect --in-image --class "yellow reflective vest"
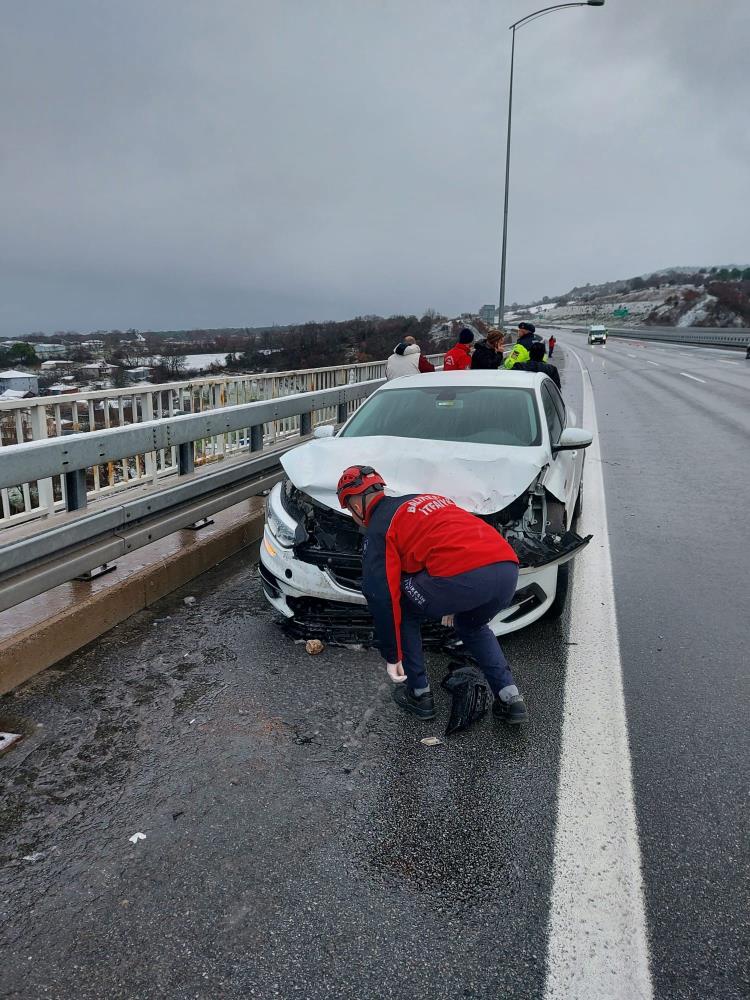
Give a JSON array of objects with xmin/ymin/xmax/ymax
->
[{"xmin": 503, "ymin": 343, "xmax": 530, "ymax": 369}]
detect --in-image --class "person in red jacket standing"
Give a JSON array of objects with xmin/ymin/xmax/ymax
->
[
  {"xmin": 548, "ymin": 334, "xmax": 556, "ymax": 357},
  {"xmin": 336, "ymin": 465, "xmax": 528, "ymax": 725},
  {"xmin": 442, "ymin": 328, "xmax": 474, "ymax": 371}
]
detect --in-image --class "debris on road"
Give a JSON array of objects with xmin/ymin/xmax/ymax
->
[
  {"xmin": 442, "ymin": 665, "xmax": 491, "ymax": 736},
  {"xmin": 305, "ymin": 639, "xmax": 325, "ymax": 655},
  {"xmin": 22, "ymin": 851, "xmax": 45, "ymax": 862},
  {"xmin": 0, "ymin": 732, "xmax": 23, "ymax": 754},
  {"xmin": 183, "ymin": 596, "xmax": 197, "ymax": 606},
  {"xmin": 128, "ymin": 832, "xmax": 147, "ymax": 844},
  {"xmin": 420, "ymin": 736, "xmax": 442, "ymax": 747}
]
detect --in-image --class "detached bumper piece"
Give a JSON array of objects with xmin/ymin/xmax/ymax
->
[
  {"xmin": 284, "ymin": 596, "xmax": 453, "ymax": 649},
  {"xmin": 511, "ymin": 529, "xmax": 592, "ymax": 569},
  {"xmin": 441, "ymin": 665, "xmax": 491, "ymax": 736}
]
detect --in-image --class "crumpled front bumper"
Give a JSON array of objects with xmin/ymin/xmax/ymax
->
[{"xmin": 259, "ymin": 526, "xmax": 566, "ymax": 640}]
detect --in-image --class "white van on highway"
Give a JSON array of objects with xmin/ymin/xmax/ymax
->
[{"xmin": 588, "ymin": 324, "xmax": 607, "ymax": 345}]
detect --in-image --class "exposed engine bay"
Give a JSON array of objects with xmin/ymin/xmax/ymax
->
[{"xmin": 275, "ymin": 478, "xmax": 590, "ymax": 645}]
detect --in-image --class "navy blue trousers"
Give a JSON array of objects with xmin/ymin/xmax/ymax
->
[{"xmin": 399, "ymin": 561, "xmax": 518, "ymax": 694}]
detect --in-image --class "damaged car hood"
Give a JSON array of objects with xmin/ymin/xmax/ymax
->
[{"xmin": 281, "ymin": 436, "xmax": 547, "ymax": 515}]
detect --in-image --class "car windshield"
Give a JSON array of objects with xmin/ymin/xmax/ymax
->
[{"xmin": 340, "ymin": 385, "xmax": 541, "ymax": 447}]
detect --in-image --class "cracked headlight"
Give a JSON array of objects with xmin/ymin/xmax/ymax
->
[{"xmin": 265, "ymin": 483, "xmax": 297, "ymax": 548}]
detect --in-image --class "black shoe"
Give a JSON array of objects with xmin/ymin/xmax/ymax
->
[
  {"xmin": 492, "ymin": 693, "xmax": 528, "ymax": 724},
  {"xmin": 392, "ymin": 685, "xmax": 437, "ymax": 720}
]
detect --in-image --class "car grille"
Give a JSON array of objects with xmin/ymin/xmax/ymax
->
[{"xmin": 284, "ymin": 596, "xmax": 452, "ymax": 649}]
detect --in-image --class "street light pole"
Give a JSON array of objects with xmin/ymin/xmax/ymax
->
[{"xmin": 497, "ymin": 0, "xmax": 604, "ymax": 328}]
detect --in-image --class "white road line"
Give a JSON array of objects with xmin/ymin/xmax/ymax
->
[
  {"xmin": 680, "ymin": 372, "xmax": 705, "ymax": 382},
  {"xmin": 718, "ymin": 360, "xmax": 738, "ymax": 365},
  {"xmin": 544, "ymin": 347, "xmax": 653, "ymax": 1000},
  {"xmin": 645, "ymin": 360, "xmax": 659, "ymax": 366},
  {"xmin": 627, "ymin": 353, "xmax": 637, "ymax": 358}
]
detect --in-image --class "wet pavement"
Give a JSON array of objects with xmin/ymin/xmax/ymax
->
[
  {"xmin": 560, "ymin": 331, "xmax": 750, "ymax": 1000},
  {"xmin": 0, "ymin": 548, "xmax": 574, "ymax": 999},
  {"xmin": 1, "ymin": 338, "xmax": 747, "ymax": 999}
]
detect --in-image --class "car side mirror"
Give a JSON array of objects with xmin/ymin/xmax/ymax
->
[
  {"xmin": 552, "ymin": 427, "xmax": 593, "ymax": 453},
  {"xmin": 313, "ymin": 425, "xmax": 335, "ymax": 439}
]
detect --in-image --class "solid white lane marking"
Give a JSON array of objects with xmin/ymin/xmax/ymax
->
[
  {"xmin": 627, "ymin": 353, "xmax": 637, "ymax": 358},
  {"xmin": 645, "ymin": 360, "xmax": 659, "ymax": 366},
  {"xmin": 718, "ymin": 360, "xmax": 738, "ymax": 365},
  {"xmin": 680, "ymin": 372, "xmax": 705, "ymax": 382},
  {"xmin": 544, "ymin": 347, "xmax": 653, "ymax": 1000}
]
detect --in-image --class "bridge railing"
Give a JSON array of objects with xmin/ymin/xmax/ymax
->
[{"xmin": 0, "ymin": 356, "xmax": 442, "ymax": 529}]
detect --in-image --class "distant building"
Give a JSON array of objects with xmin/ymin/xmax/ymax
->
[
  {"xmin": 30, "ymin": 343, "xmax": 68, "ymax": 360},
  {"xmin": 0, "ymin": 388, "xmax": 34, "ymax": 401},
  {"xmin": 0, "ymin": 369, "xmax": 39, "ymax": 394},
  {"xmin": 81, "ymin": 339, "xmax": 105, "ymax": 352},
  {"xmin": 40, "ymin": 360, "xmax": 76, "ymax": 371},
  {"xmin": 79, "ymin": 362, "xmax": 118, "ymax": 378},
  {"xmin": 125, "ymin": 366, "xmax": 152, "ymax": 383},
  {"xmin": 479, "ymin": 304, "xmax": 497, "ymax": 325},
  {"xmin": 46, "ymin": 383, "xmax": 81, "ymax": 395}
]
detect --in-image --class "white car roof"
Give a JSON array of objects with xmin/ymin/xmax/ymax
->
[{"xmin": 379, "ymin": 370, "xmax": 546, "ymax": 390}]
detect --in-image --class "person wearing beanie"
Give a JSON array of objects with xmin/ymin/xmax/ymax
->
[
  {"xmin": 504, "ymin": 321, "xmax": 539, "ymax": 369},
  {"xmin": 471, "ymin": 329, "xmax": 505, "ymax": 370},
  {"xmin": 443, "ymin": 327, "xmax": 474, "ymax": 371},
  {"xmin": 386, "ymin": 340, "xmax": 422, "ymax": 380}
]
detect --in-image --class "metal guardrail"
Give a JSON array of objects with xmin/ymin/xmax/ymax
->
[
  {"xmin": 0, "ymin": 380, "xmax": 381, "ymax": 494},
  {"xmin": 0, "ymin": 355, "xmax": 443, "ymax": 528},
  {"xmin": 0, "ymin": 378, "xmax": 386, "ymax": 612},
  {"xmin": 552, "ymin": 324, "xmax": 749, "ymax": 349}
]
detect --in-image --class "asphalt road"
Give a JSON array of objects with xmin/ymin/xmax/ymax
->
[{"xmin": 0, "ymin": 336, "xmax": 747, "ymax": 999}]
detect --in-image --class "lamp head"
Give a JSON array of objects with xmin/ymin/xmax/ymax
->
[{"xmin": 587, "ymin": 1, "xmax": 605, "ymax": 6}]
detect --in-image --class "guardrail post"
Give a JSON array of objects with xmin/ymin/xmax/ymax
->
[
  {"xmin": 250, "ymin": 425, "xmax": 263, "ymax": 452},
  {"xmin": 29, "ymin": 404, "xmax": 54, "ymax": 516},
  {"xmin": 143, "ymin": 393, "xmax": 157, "ymax": 483},
  {"xmin": 64, "ymin": 469, "xmax": 88, "ymax": 511},
  {"xmin": 300, "ymin": 412, "xmax": 312, "ymax": 437},
  {"xmin": 337, "ymin": 402, "xmax": 348, "ymax": 424},
  {"xmin": 178, "ymin": 441, "xmax": 194, "ymax": 476}
]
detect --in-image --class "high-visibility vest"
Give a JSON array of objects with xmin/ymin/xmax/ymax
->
[{"xmin": 503, "ymin": 343, "xmax": 530, "ymax": 369}]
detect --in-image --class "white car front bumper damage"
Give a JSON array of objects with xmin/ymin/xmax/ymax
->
[{"xmin": 259, "ymin": 524, "xmax": 561, "ymax": 639}]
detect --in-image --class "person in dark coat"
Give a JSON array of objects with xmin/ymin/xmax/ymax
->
[
  {"xmin": 471, "ymin": 330, "xmax": 504, "ymax": 370},
  {"xmin": 516, "ymin": 341, "xmax": 562, "ymax": 390},
  {"xmin": 504, "ymin": 321, "xmax": 537, "ymax": 369}
]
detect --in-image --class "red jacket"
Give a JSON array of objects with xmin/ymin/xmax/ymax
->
[
  {"xmin": 362, "ymin": 493, "xmax": 518, "ymax": 662},
  {"xmin": 418, "ymin": 354, "xmax": 435, "ymax": 373},
  {"xmin": 443, "ymin": 342, "xmax": 472, "ymax": 371}
]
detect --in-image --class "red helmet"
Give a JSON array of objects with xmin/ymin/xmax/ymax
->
[{"xmin": 336, "ymin": 465, "xmax": 386, "ymax": 508}]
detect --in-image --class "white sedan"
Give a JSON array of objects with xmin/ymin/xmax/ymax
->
[{"xmin": 260, "ymin": 371, "xmax": 592, "ymax": 640}]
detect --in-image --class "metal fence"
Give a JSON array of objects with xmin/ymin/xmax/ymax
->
[
  {"xmin": 0, "ymin": 356, "xmax": 442, "ymax": 530},
  {"xmin": 556, "ymin": 324, "xmax": 749, "ymax": 349}
]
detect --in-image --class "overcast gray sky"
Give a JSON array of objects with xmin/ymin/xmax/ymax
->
[{"xmin": 1, "ymin": 0, "xmax": 748, "ymax": 335}]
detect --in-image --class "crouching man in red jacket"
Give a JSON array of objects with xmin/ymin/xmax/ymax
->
[{"xmin": 336, "ymin": 465, "xmax": 528, "ymax": 724}]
